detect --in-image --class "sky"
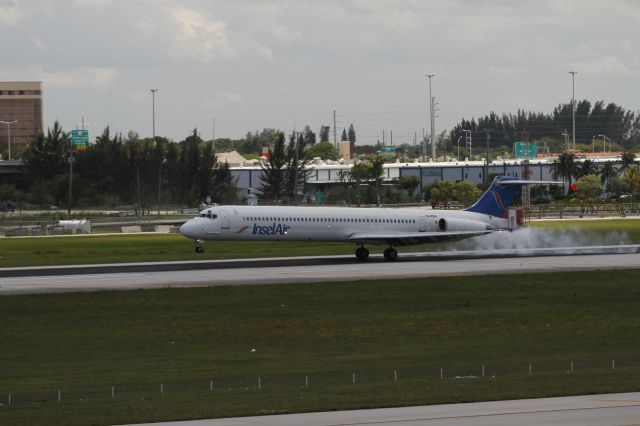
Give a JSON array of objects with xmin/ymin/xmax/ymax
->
[{"xmin": 1, "ymin": 0, "xmax": 639, "ymax": 145}]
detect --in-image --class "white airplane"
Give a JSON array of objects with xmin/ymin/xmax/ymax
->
[{"xmin": 179, "ymin": 176, "xmax": 553, "ymax": 261}]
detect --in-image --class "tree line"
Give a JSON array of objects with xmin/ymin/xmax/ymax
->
[
  {"xmin": 449, "ymin": 100, "xmax": 640, "ymax": 156},
  {"xmin": 2, "ymin": 122, "xmax": 235, "ymax": 209}
]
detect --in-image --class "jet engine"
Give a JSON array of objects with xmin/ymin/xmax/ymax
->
[{"xmin": 438, "ymin": 217, "xmax": 489, "ymax": 232}]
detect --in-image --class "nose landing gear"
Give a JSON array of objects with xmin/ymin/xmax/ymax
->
[{"xmin": 195, "ymin": 239, "xmax": 204, "ymax": 253}]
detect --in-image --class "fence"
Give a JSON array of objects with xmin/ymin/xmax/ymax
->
[
  {"xmin": 2, "ymin": 356, "xmax": 638, "ymax": 407},
  {"xmin": 528, "ymin": 202, "xmax": 640, "ymax": 219}
]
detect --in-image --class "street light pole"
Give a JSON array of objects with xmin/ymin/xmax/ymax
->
[
  {"xmin": 456, "ymin": 135, "xmax": 463, "ymax": 161},
  {"xmin": 569, "ymin": 71, "xmax": 577, "ymax": 151},
  {"xmin": 562, "ymin": 130, "xmax": 569, "ymax": 151},
  {"xmin": 0, "ymin": 120, "xmax": 18, "ymax": 160},
  {"xmin": 598, "ymin": 134, "xmax": 609, "ymax": 154},
  {"xmin": 151, "ymin": 88, "xmax": 160, "ymax": 216}
]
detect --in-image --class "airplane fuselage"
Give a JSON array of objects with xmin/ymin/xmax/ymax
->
[{"xmin": 180, "ymin": 205, "xmax": 506, "ymax": 244}]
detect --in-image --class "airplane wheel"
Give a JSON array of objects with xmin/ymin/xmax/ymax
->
[
  {"xmin": 195, "ymin": 246, "xmax": 204, "ymax": 253},
  {"xmin": 383, "ymin": 248, "xmax": 398, "ymax": 261},
  {"xmin": 355, "ymin": 247, "xmax": 369, "ymax": 261}
]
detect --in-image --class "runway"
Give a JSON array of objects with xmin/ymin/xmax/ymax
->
[
  {"xmin": 1, "ymin": 245, "xmax": 639, "ymax": 295},
  {"xmin": 121, "ymin": 392, "xmax": 640, "ymax": 425}
]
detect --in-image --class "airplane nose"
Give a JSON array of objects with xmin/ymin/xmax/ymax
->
[{"xmin": 179, "ymin": 220, "xmax": 197, "ymax": 239}]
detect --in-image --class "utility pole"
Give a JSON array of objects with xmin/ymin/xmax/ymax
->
[
  {"xmin": 0, "ymin": 120, "xmax": 18, "ymax": 161},
  {"xmin": 569, "ymin": 71, "xmax": 577, "ymax": 151},
  {"xmin": 484, "ymin": 129, "xmax": 493, "ymax": 185},
  {"xmin": 425, "ymin": 74, "xmax": 435, "ymax": 161},
  {"xmin": 205, "ymin": 114, "xmax": 215, "ymax": 151},
  {"xmin": 68, "ymin": 136, "xmax": 74, "ymax": 215},
  {"xmin": 333, "ymin": 110, "xmax": 337, "ymax": 152},
  {"xmin": 462, "ymin": 129, "xmax": 472, "ymax": 159},
  {"xmin": 151, "ymin": 88, "xmax": 160, "ymax": 216}
]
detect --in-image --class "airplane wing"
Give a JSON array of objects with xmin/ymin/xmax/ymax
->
[{"xmin": 347, "ymin": 230, "xmax": 493, "ymax": 246}]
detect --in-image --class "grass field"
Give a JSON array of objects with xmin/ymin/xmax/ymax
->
[
  {"xmin": 0, "ymin": 218, "xmax": 638, "ymax": 267},
  {"xmin": 1, "ymin": 270, "xmax": 640, "ymax": 425}
]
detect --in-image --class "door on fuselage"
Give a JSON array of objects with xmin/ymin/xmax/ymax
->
[
  {"xmin": 419, "ymin": 216, "xmax": 427, "ymax": 232},
  {"xmin": 220, "ymin": 209, "xmax": 230, "ymax": 229}
]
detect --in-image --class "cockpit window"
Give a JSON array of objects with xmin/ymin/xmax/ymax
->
[{"xmin": 199, "ymin": 211, "xmax": 218, "ymax": 219}]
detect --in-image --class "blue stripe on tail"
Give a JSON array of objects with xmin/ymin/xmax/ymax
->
[{"xmin": 464, "ymin": 176, "xmax": 522, "ymax": 218}]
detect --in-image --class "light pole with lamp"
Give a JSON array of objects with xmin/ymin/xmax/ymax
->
[
  {"xmin": 562, "ymin": 131, "xmax": 569, "ymax": 151},
  {"xmin": 0, "ymin": 120, "xmax": 18, "ymax": 160},
  {"xmin": 598, "ymin": 134, "xmax": 610, "ymax": 154},
  {"xmin": 456, "ymin": 135, "xmax": 463, "ymax": 161}
]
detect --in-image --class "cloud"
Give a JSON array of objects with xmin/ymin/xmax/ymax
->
[
  {"xmin": 168, "ymin": 7, "xmax": 232, "ymax": 63},
  {"xmin": 202, "ymin": 92, "xmax": 244, "ymax": 109},
  {"xmin": 374, "ymin": 7, "xmax": 419, "ymax": 30},
  {"xmin": 570, "ymin": 56, "xmax": 633, "ymax": 76},
  {"xmin": 38, "ymin": 67, "xmax": 119, "ymax": 89},
  {"xmin": 74, "ymin": 0, "xmax": 112, "ymax": 5},
  {"xmin": 271, "ymin": 23, "xmax": 302, "ymax": 42},
  {"xmin": 30, "ymin": 37, "xmax": 47, "ymax": 51},
  {"xmin": 127, "ymin": 90, "xmax": 148, "ymax": 105},
  {"xmin": 0, "ymin": 0, "xmax": 23, "ymax": 26}
]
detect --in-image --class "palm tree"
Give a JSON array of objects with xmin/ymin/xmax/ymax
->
[
  {"xmin": 600, "ymin": 161, "xmax": 617, "ymax": 184},
  {"xmin": 619, "ymin": 152, "xmax": 637, "ymax": 175},
  {"xmin": 576, "ymin": 159, "xmax": 598, "ymax": 178},
  {"xmin": 551, "ymin": 152, "xmax": 577, "ymax": 192},
  {"xmin": 259, "ymin": 131, "xmax": 287, "ymax": 201},
  {"xmin": 623, "ymin": 168, "xmax": 640, "ymax": 201}
]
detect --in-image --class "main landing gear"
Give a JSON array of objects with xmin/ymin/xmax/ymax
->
[
  {"xmin": 355, "ymin": 246, "xmax": 369, "ymax": 261},
  {"xmin": 195, "ymin": 239, "xmax": 204, "ymax": 253},
  {"xmin": 355, "ymin": 245, "xmax": 398, "ymax": 261},
  {"xmin": 383, "ymin": 247, "xmax": 398, "ymax": 261}
]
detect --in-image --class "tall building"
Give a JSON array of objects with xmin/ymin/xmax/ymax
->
[{"xmin": 0, "ymin": 81, "xmax": 44, "ymax": 156}]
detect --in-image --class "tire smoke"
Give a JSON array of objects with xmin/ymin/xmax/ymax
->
[{"xmin": 456, "ymin": 227, "xmax": 630, "ymax": 251}]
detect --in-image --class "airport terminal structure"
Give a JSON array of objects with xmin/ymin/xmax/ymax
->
[{"xmin": 227, "ymin": 154, "xmax": 627, "ymax": 197}]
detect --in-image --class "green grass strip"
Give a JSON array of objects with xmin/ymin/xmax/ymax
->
[{"xmin": 1, "ymin": 270, "xmax": 639, "ymax": 425}]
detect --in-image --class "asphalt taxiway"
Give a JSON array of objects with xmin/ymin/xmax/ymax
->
[
  {"xmin": 1, "ymin": 245, "xmax": 639, "ymax": 295},
  {"xmin": 121, "ymin": 392, "xmax": 640, "ymax": 425}
]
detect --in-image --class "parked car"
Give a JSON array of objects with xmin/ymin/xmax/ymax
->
[{"xmin": 0, "ymin": 202, "xmax": 16, "ymax": 212}]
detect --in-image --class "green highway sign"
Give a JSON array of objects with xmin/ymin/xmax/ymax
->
[
  {"xmin": 378, "ymin": 146, "xmax": 397, "ymax": 156},
  {"xmin": 514, "ymin": 141, "xmax": 537, "ymax": 158},
  {"xmin": 71, "ymin": 129, "xmax": 89, "ymax": 150}
]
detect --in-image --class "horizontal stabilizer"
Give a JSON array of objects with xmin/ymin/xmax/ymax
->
[{"xmin": 495, "ymin": 179, "xmax": 563, "ymax": 186}]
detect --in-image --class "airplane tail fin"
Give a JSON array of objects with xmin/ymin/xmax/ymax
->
[{"xmin": 464, "ymin": 176, "xmax": 556, "ymax": 218}]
